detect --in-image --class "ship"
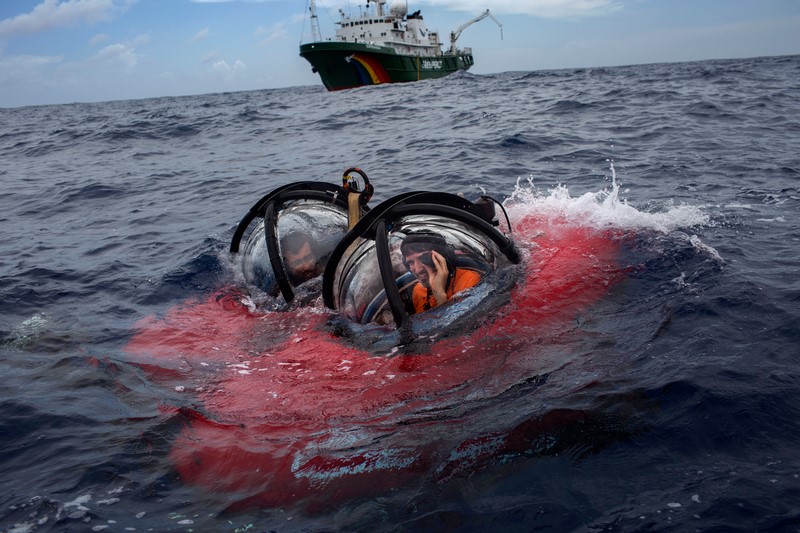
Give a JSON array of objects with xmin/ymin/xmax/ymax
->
[{"xmin": 299, "ymin": 0, "xmax": 501, "ymax": 91}]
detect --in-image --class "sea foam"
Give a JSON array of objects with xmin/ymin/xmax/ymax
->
[{"xmin": 506, "ymin": 163, "xmax": 710, "ymax": 233}]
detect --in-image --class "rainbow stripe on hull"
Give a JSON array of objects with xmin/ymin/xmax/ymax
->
[{"xmin": 348, "ymin": 54, "xmax": 392, "ymax": 85}]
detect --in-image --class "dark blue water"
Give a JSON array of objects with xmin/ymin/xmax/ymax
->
[{"xmin": 2, "ymin": 54, "xmax": 799, "ymax": 532}]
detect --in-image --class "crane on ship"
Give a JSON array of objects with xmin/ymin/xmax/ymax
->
[{"xmin": 449, "ymin": 9, "xmax": 502, "ymax": 54}]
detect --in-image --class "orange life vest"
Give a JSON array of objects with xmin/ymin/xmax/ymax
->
[{"xmin": 411, "ymin": 268, "xmax": 482, "ymax": 313}]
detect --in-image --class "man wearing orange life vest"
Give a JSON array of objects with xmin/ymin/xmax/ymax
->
[{"xmin": 400, "ymin": 233, "xmax": 481, "ymax": 313}]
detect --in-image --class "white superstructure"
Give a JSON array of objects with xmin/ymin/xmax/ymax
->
[{"xmin": 331, "ymin": 0, "xmax": 444, "ymax": 57}]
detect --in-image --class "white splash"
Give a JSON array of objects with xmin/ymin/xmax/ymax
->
[
  {"xmin": 2, "ymin": 312, "xmax": 49, "ymax": 350},
  {"xmin": 689, "ymin": 234, "xmax": 723, "ymax": 262},
  {"xmin": 505, "ymin": 162, "xmax": 710, "ymax": 233}
]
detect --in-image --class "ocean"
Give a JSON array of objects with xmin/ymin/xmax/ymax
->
[{"xmin": 1, "ymin": 54, "xmax": 799, "ymax": 532}]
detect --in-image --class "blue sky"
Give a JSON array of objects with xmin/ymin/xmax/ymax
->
[{"xmin": 0, "ymin": 0, "xmax": 798, "ymax": 108}]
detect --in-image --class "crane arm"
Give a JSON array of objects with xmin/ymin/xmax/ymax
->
[{"xmin": 449, "ymin": 9, "xmax": 503, "ymax": 54}]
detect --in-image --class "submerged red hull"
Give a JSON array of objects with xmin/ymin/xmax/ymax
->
[{"xmin": 124, "ymin": 213, "xmax": 623, "ymax": 510}]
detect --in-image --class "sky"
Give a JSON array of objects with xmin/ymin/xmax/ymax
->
[{"xmin": 0, "ymin": 0, "xmax": 798, "ymax": 108}]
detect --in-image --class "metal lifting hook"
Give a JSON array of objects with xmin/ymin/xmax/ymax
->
[
  {"xmin": 342, "ymin": 167, "xmax": 374, "ymax": 206},
  {"xmin": 342, "ymin": 167, "xmax": 374, "ymax": 229}
]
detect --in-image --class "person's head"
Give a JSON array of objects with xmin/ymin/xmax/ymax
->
[
  {"xmin": 281, "ymin": 231, "xmax": 321, "ymax": 283},
  {"xmin": 400, "ymin": 233, "xmax": 456, "ymax": 288}
]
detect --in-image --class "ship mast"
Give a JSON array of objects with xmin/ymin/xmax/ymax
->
[
  {"xmin": 367, "ymin": 0, "xmax": 386, "ymax": 17},
  {"xmin": 309, "ymin": 0, "xmax": 322, "ymax": 42}
]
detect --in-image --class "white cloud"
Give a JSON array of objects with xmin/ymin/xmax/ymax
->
[
  {"xmin": 300, "ymin": 0, "xmax": 620, "ymax": 17},
  {"xmin": 189, "ymin": 27, "xmax": 210, "ymax": 43},
  {"xmin": 131, "ymin": 33, "xmax": 150, "ymax": 46},
  {"xmin": 0, "ymin": 54, "xmax": 63, "ymax": 70},
  {"xmin": 422, "ymin": 0, "xmax": 622, "ymax": 17},
  {"xmin": 0, "ymin": 54, "xmax": 64, "ymax": 95},
  {"xmin": 0, "ymin": 0, "xmax": 125, "ymax": 39},
  {"xmin": 255, "ymin": 23, "xmax": 287, "ymax": 45},
  {"xmin": 212, "ymin": 58, "xmax": 246, "ymax": 79},
  {"xmin": 202, "ymin": 50, "xmax": 221, "ymax": 64},
  {"xmin": 90, "ymin": 33, "xmax": 110, "ymax": 46},
  {"xmin": 91, "ymin": 42, "xmax": 138, "ymax": 71}
]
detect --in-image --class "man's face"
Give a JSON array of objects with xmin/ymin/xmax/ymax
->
[
  {"xmin": 404, "ymin": 250, "xmax": 435, "ymax": 288},
  {"xmin": 284, "ymin": 241, "xmax": 318, "ymax": 282}
]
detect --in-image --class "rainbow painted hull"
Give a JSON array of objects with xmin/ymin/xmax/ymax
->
[{"xmin": 299, "ymin": 41, "xmax": 474, "ymax": 91}]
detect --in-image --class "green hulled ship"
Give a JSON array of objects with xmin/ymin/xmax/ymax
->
[{"xmin": 299, "ymin": 0, "xmax": 501, "ymax": 91}]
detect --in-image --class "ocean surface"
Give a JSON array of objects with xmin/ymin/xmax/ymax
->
[{"xmin": 1, "ymin": 54, "xmax": 799, "ymax": 532}]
